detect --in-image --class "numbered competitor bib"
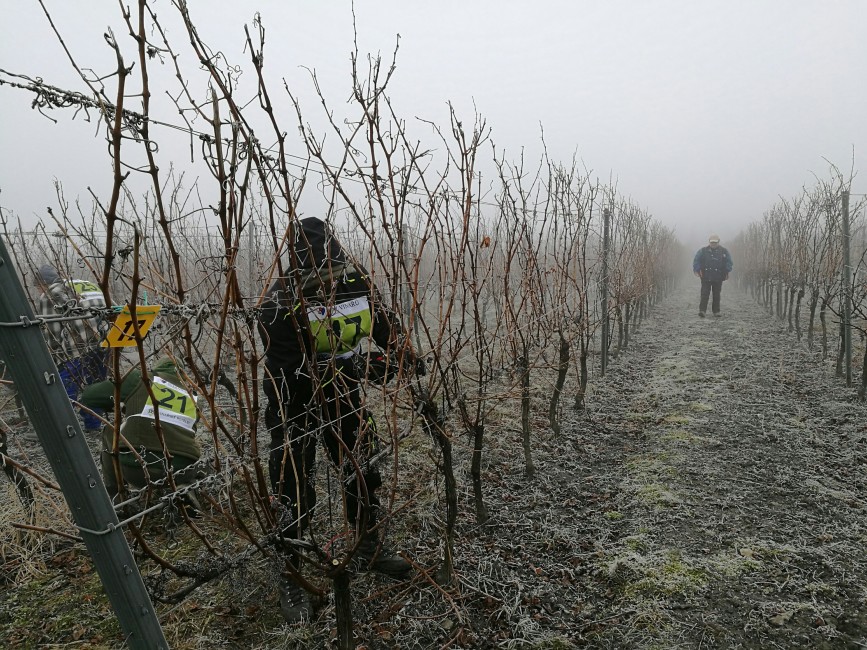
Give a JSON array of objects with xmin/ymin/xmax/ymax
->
[
  {"xmin": 71, "ymin": 280, "xmax": 106, "ymax": 305},
  {"xmin": 306, "ymin": 296, "xmax": 372, "ymax": 355},
  {"xmin": 139, "ymin": 376, "xmax": 198, "ymax": 432}
]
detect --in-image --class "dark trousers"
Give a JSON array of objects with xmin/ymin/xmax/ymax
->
[
  {"xmin": 60, "ymin": 348, "xmax": 109, "ymax": 429},
  {"xmin": 699, "ymin": 279, "xmax": 723, "ymax": 314},
  {"xmin": 264, "ymin": 358, "xmax": 381, "ymax": 538}
]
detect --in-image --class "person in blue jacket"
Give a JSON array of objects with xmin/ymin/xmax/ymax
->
[{"xmin": 693, "ymin": 234, "xmax": 733, "ymax": 317}]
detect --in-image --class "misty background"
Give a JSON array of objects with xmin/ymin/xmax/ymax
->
[{"xmin": 0, "ymin": 0, "xmax": 865, "ymax": 253}]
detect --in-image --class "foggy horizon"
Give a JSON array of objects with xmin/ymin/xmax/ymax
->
[{"xmin": 1, "ymin": 1, "xmax": 865, "ymax": 254}]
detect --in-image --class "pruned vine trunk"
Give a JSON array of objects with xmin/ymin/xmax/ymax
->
[
  {"xmin": 331, "ymin": 564, "xmax": 353, "ymax": 650},
  {"xmin": 0, "ymin": 427, "xmax": 33, "ymax": 509},
  {"xmin": 469, "ymin": 422, "xmax": 489, "ymax": 524},
  {"xmin": 574, "ymin": 344, "xmax": 589, "ymax": 411},
  {"xmin": 808, "ymin": 291, "xmax": 819, "ymax": 351},
  {"xmin": 548, "ymin": 330, "xmax": 570, "ymax": 436},
  {"xmin": 519, "ymin": 353, "xmax": 535, "ymax": 479},
  {"xmin": 794, "ymin": 287, "xmax": 805, "ymax": 341},
  {"xmin": 820, "ymin": 296, "xmax": 829, "ymax": 360},
  {"xmin": 418, "ymin": 393, "xmax": 456, "ymax": 585}
]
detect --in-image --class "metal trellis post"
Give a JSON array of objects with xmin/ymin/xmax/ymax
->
[
  {"xmin": 0, "ymin": 235, "xmax": 168, "ymax": 649},
  {"xmin": 601, "ymin": 207, "xmax": 611, "ymax": 375},
  {"xmin": 842, "ymin": 190, "xmax": 852, "ymax": 387}
]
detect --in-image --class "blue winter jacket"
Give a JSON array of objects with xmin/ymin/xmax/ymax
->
[{"xmin": 693, "ymin": 245, "xmax": 733, "ymax": 282}]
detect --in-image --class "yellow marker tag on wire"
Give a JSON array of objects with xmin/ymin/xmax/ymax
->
[{"xmin": 102, "ymin": 305, "xmax": 161, "ymax": 347}]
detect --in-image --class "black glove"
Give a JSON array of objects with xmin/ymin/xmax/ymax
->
[
  {"xmin": 365, "ymin": 353, "xmax": 392, "ymax": 384},
  {"xmin": 362, "ymin": 350, "xmax": 426, "ymax": 383}
]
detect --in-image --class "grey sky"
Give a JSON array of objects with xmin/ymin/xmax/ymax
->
[{"xmin": 1, "ymin": 0, "xmax": 864, "ymax": 251}]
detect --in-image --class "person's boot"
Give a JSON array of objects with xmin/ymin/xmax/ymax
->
[
  {"xmin": 354, "ymin": 535, "xmax": 411, "ymax": 576},
  {"xmin": 278, "ymin": 575, "xmax": 311, "ymax": 624}
]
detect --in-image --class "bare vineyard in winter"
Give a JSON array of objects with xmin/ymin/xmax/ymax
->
[
  {"xmin": 0, "ymin": 3, "xmax": 681, "ymax": 647},
  {"xmin": 730, "ymin": 172, "xmax": 867, "ymax": 394},
  {"xmin": 1, "ymin": 2, "xmax": 865, "ymax": 649}
]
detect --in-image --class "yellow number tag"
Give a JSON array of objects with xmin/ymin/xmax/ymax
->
[{"xmin": 102, "ymin": 305, "xmax": 161, "ymax": 348}]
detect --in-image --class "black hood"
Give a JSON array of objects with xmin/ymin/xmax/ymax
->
[{"xmin": 293, "ymin": 217, "xmax": 347, "ymax": 269}]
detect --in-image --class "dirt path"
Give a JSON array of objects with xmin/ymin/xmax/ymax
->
[
  {"xmin": 560, "ymin": 281, "xmax": 867, "ymax": 649},
  {"xmin": 348, "ymin": 280, "xmax": 867, "ymax": 649}
]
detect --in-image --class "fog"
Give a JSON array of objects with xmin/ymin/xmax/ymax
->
[{"xmin": 1, "ymin": 0, "xmax": 865, "ymax": 252}]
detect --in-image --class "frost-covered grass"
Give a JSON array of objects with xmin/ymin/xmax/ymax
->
[{"xmin": 3, "ymin": 283, "xmax": 867, "ymax": 648}]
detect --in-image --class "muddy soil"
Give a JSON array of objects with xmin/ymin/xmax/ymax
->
[{"xmin": 2, "ymin": 280, "xmax": 867, "ymax": 649}]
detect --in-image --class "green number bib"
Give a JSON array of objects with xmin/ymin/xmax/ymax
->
[
  {"xmin": 307, "ymin": 296, "xmax": 372, "ymax": 354},
  {"xmin": 71, "ymin": 279, "xmax": 104, "ymax": 304},
  {"xmin": 140, "ymin": 376, "xmax": 198, "ymax": 431}
]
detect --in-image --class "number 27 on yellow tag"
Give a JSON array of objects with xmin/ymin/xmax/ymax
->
[{"xmin": 102, "ymin": 306, "xmax": 162, "ymax": 348}]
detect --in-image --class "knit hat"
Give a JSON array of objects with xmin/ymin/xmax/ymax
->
[
  {"xmin": 38, "ymin": 264, "xmax": 61, "ymax": 285},
  {"xmin": 708, "ymin": 234, "xmax": 720, "ymax": 243}
]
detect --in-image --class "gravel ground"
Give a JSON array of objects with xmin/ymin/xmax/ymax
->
[{"xmin": 3, "ymin": 280, "xmax": 867, "ymax": 649}]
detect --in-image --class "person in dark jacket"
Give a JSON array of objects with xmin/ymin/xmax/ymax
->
[
  {"xmin": 258, "ymin": 217, "xmax": 421, "ymax": 623},
  {"xmin": 693, "ymin": 234, "xmax": 734, "ymax": 317},
  {"xmin": 79, "ymin": 357, "xmax": 203, "ymax": 500}
]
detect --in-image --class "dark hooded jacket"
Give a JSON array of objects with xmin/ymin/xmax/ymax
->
[{"xmin": 258, "ymin": 218, "xmax": 401, "ymax": 374}]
